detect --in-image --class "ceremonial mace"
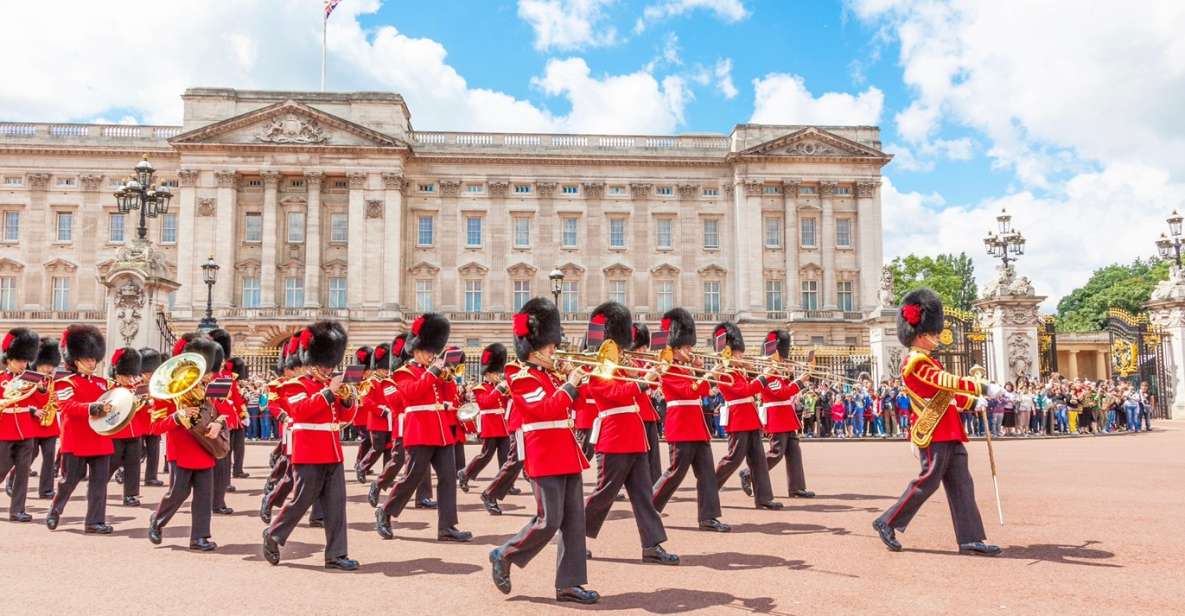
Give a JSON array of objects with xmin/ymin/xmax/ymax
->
[{"xmin": 971, "ymin": 365, "xmax": 1005, "ymax": 525}]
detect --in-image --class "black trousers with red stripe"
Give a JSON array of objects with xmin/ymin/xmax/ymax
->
[
  {"xmin": 153, "ymin": 465, "xmax": 212, "ymax": 541},
  {"xmin": 382, "ymin": 444, "xmax": 456, "ymax": 532},
  {"xmin": 765, "ymin": 432, "xmax": 808, "ymax": 495},
  {"xmin": 876, "ymin": 441, "xmax": 987, "ymax": 545},
  {"xmin": 643, "ymin": 421, "xmax": 662, "ymax": 484},
  {"xmin": 714, "ymin": 429, "xmax": 774, "ymax": 505},
  {"xmin": 463, "ymin": 436, "xmax": 509, "ymax": 481},
  {"xmin": 497, "ymin": 473, "xmax": 587, "ymax": 589},
  {"xmin": 358, "ymin": 430, "xmax": 391, "ymax": 474},
  {"xmin": 482, "ymin": 433, "xmax": 522, "ymax": 501},
  {"xmin": 584, "ymin": 452, "xmax": 667, "ymax": 548},
  {"xmin": 107, "ymin": 437, "xmax": 142, "ymax": 498},
  {"xmin": 353, "ymin": 426, "xmax": 371, "ymax": 470},
  {"xmin": 652, "ymin": 441, "xmax": 721, "ymax": 522}
]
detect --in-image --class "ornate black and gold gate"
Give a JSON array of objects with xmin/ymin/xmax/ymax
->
[
  {"xmin": 931, "ymin": 307, "xmax": 992, "ymax": 381},
  {"xmin": 1106, "ymin": 308, "xmax": 1169, "ymax": 418},
  {"xmin": 1039, "ymin": 315, "xmax": 1059, "ymax": 379}
]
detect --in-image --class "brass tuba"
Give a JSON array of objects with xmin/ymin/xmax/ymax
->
[
  {"xmin": 0, "ymin": 376, "xmax": 39, "ymax": 410},
  {"xmin": 149, "ymin": 352, "xmax": 206, "ymax": 409}
]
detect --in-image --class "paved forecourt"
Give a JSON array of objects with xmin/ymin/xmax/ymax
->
[{"xmin": 1, "ymin": 424, "xmax": 1182, "ymax": 616}]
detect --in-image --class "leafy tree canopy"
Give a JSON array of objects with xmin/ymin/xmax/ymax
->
[
  {"xmin": 888, "ymin": 253, "xmax": 978, "ymax": 311},
  {"xmin": 1056, "ymin": 259, "xmax": 1170, "ymax": 332}
]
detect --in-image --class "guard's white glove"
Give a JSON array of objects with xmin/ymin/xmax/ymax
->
[{"xmin": 985, "ymin": 383, "xmax": 1005, "ymax": 398}]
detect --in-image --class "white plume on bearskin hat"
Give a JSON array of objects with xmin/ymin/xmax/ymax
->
[
  {"xmin": 301, "ymin": 321, "xmax": 348, "ymax": 369},
  {"xmin": 513, "ymin": 297, "xmax": 564, "ymax": 362},
  {"xmin": 407, "ymin": 313, "xmax": 449, "ymax": 355},
  {"xmin": 661, "ymin": 308, "xmax": 696, "ymax": 349},
  {"xmin": 897, "ymin": 288, "xmax": 944, "ymax": 347},
  {"xmin": 2, "ymin": 327, "xmax": 39, "ymax": 363}
]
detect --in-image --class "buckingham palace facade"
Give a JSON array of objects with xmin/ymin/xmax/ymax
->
[{"xmin": 0, "ymin": 88, "xmax": 890, "ymax": 350}]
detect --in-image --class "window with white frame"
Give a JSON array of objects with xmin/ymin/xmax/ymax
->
[
  {"xmin": 3, "ymin": 177, "xmax": 21, "ymax": 187},
  {"xmin": 764, "ymin": 216, "xmax": 782, "ymax": 247},
  {"xmin": 241, "ymin": 276, "xmax": 261, "ymax": 307},
  {"xmin": 835, "ymin": 186, "xmax": 851, "ymax": 195},
  {"xmin": 417, "ymin": 215, "xmax": 434, "ymax": 246},
  {"xmin": 418, "ymin": 183, "xmax": 435, "ymax": 193},
  {"xmin": 465, "ymin": 216, "xmax": 482, "ymax": 247},
  {"xmin": 51, "ymin": 277, "xmax": 70, "ymax": 310},
  {"xmin": 765, "ymin": 280, "xmax": 784, "ymax": 311},
  {"xmin": 561, "ymin": 281, "xmax": 579, "ymax": 313},
  {"xmin": 703, "ymin": 219, "xmax": 719, "ymax": 249},
  {"xmin": 56, "ymin": 177, "xmax": 75, "ymax": 187},
  {"xmin": 513, "ymin": 184, "xmax": 531, "ymax": 194},
  {"xmin": 244, "ymin": 212, "xmax": 262, "ymax": 242},
  {"xmin": 836, "ymin": 218, "xmax": 852, "ymax": 247},
  {"xmin": 703, "ymin": 281, "xmax": 720, "ymax": 313},
  {"xmin": 608, "ymin": 185, "xmax": 626, "ymax": 196},
  {"xmin": 415, "ymin": 280, "xmax": 433, "ymax": 312},
  {"xmin": 800, "ymin": 218, "xmax": 817, "ymax": 247},
  {"xmin": 512, "ymin": 280, "xmax": 530, "ymax": 311},
  {"xmin": 108, "ymin": 213, "xmax": 125, "ymax": 243},
  {"xmin": 246, "ymin": 178, "xmax": 262, "ymax": 188},
  {"xmin": 464, "ymin": 280, "xmax": 483, "ymax": 312},
  {"xmin": 702, "ymin": 187, "xmax": 719, "ymax": 197},
  {"xmin": 513, "ymin": 217, "xmax": 530, "ymax": 248},
  {"xmin": 328, "ymin": 277, "xmax": 347, "ymax": 309},
  {"xmin": 465, "ymin": 184, "xmax": 483, "ymax": 194},
  {"xmin": 656, "ymin": 280, "xmax": 674, "ymax": 312},
  {"xmin": 55, "ymin": 212, "xmax": 73, "ymax": 242},
  {"xmin": 656, "ymin": 186, "xmax": 673, "ymax": 196},
  {"xmin": 655, "ymin": 218, "xmax": 673, "ymax": 249},
  {"xmin": 561, "ymin": 185, "xmax": 578, "ymax": 195},
  {"xmin": 286, "ymin": 211, "xmax": 304, "ymax": 243},
  {"xmin": 330, "ymin": 213, "xmax": 348, "ymax": 243},
  {"xmin": 801, "ymin": 280, "xmax": 819, "ymax": 310},
  {"xmin": 2, "ymin": 211, "xmax": 18, "ymax": 242},
  {"xmin": 161, "ymin": 213, "xmax": 177, "ymax": 244},
  {"xmin": 284, "ymin": 277, "xmax": 304, "ymax": 307},
  {"xmin": 837, "ymin": 281, "xmax": 854, "ymax": 312},
  {"xmin": 609, "ymin": 218, "xmax": 626, "ymax": 248},
  {"xmin": 0, "ymin": 276, "xmax": 14, "ymax": 309},
  {"xmin": 561, "ymin": 217, "xmax": 577, "ymax": 247},
  {"xmin": 608, "ymin": 279, "xmax": 626, "ymax": 304}
]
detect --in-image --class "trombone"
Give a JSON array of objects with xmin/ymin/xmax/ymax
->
[
  {"xmin": 553, "ymin": 340, "xmax": 656, "ymax": 386},
  {"xmin": 621, "ymin": 348, "xmax": 734, "ymax": 386}
]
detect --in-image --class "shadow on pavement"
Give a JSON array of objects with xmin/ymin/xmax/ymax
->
[
  {"xmin": 510, "ymin": 588, "xmax": 792, "ymax": 614},
  {"xmin": 364, "ymin": 557, "xmax": 483, "ymax": 577},
  {"xmin": 909, "ymin": 540, "xmax": 1121, "ymax": 568}
]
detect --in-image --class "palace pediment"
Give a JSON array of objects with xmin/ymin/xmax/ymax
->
[
  {"xmin": 737, "ymin": 127, "xmax": 890, "ymax": 161},
  {"xmin": 169, "ymin": 100, "xmax": 411, "ymax": 150}
]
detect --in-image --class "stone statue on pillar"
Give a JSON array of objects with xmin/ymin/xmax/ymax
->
[
  {"xmin": 865, "ymin": 265, "xmax": 906, "ymax": 382},
  {"xmin": 974, "ymin": 264, "xmax": 1043, "ymax": 385},
  {"xmin": 1146, "ymin": 265, "xmax": 1184, "ymax": 418},
  {"xmin": 100, "ymin": 238, "xmax": 179, "ymax": 359}
]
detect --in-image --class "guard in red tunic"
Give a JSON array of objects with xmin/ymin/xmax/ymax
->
[
  {"xmin": 137, "ymin": 348, "xmax": 165, "ymax": 489},
  {"xmin": 741, "ymin": 330, "xmax": 815, "ymax": 499},
  {"xmin": 263, "ymin": 321, "xmax": 360, "ymax": 570},
  {"xmin": 147, "ymin": 335, "xmax": 226, "ymax": 551},
  {"xmin": 208, "ymin": 329, "xmax": 238, "ymax": 513},
  {"xmin": 712, "ymin": 321, "xmax": 783, "ymax": 510},
  {"xmin": 226, "ymin": 356, "xmax": 250, "ymax": 481},
  {"xmin": 478, "ymin": 358, "xmax": 527, "ymax": 515},
  {"xmin": 355, "ymin": 345, "xmax": 391, "ymax": 482},
  {"xmin": 27, "ymin": 338, "xmax": 63, "ymax": 501},
  {"xmin": 571, "ymin": 384, "xmax": 597, "ymax": 461},
  {"xmin": 651, "ymin": 308, "xmax": 730, "ymax": 532},
  {"xmin": 375, "ymin": 313, "xmax": 471, "ymax": 542},
  {"xmin": 873, "ymin": 289, "xmax": 1002, "ymax": 556},
  {"xmin": 104, "ymin": 347, "xmax": 145, "ymax": 506},
  {"xmin": 459, "ymin": 343, "xmax": 510, "ymax": 492},
  {"xmin": 351, "ymin": 346, "xmax": 375, "ymax": 482},
  {"xmin": 258, "ymin": 336, "xmax": 307, "ymax": 524},
  {"xmin": 489, "ymin": 297, "xmax": 598, "ymax": 604},
  {"xmin": 582, "ymin": 302, "xmax": 679, "ymax": 565},
  {"xmin": 367, "ymin": 334, "xmax": 434, "ymax": 508},
  {"xmin": 48, "ymin": 325, "xmax": 114, "ymax": 533},
  {"xmin": 629, "ymin": 323, "xmax": 664, "ymax": 482},
  {"xmin": 0, "ymin": 328, "xmax": 42, "ymax": 522}
]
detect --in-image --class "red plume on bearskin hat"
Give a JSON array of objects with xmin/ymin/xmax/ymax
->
[
  {"xmin": 513, "ymin": 297, "xmax": 563, "ymax": 362},
  {"xmin": 765, "ymin": 329, "xmax": 791, "ymax": 358},
  {"xmin": 630, "ymin": 322, "xmax": 650, "ymax": 351},
  {"xmin": 355, "ymin": 346, "xmax": 373, "ymax": 368},
  {"xmin": 35, "ymin": 338, "xmax": 61, "ymax": 369},
  {"xmin": 302, "ymin": 321, "xmax": 347, "ymax": 369},
  {"xmin": 587, "ymin": 301, "xmax": 631, "ymax": 352},
  {"xmin": 284, "ymin": 335, "xmax": 303, "ymax": 371},
  {"xmin": 138, "ymin": 347, "xmax": 163, "ymax": 375},
  {"xmin": 407, "ymin": 313, "xmax": 449, "ymax": 355},
  {"xmin": 713, "ymin": 321, "xmax": 745, "ymax": 353},
  {"xmin": 897, "ymin": 288, "xmax": 944, "ymax": 347},
  {"xmin": 2, "ymin": 327, "xmax": 39, "ymax": 363},
  {"xmin": 62, "ymin": 324, "xmax": 105, "ymax": 365},
  {"xmin": 480, "ymin": 343, "xmax": 507, "ymax": 375},
  {"xmin": 661, "ymin": 307, "xmax": 696, "ymax": 349},
  {"xmin": 391, "ymin": 333, "xmax": 410, "ymax": 370},
  {"xmin": 109, "ymin": 347, "xmax": 142, "ymax": 377},
  {"xmin": 371, "ymin": 342, "xmax": 393, "ymax": 371}
]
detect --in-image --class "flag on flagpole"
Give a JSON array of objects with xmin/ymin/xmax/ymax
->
[
  {"xmin": 321, "ymin": 0, "xmax": 342, "ymax": 91},
  {"xmin": 324, "ymin": 0, "xmax": 342, "ymax": 19}
]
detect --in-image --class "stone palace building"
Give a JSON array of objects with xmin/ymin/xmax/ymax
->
[{"xmin": 0, "ymin": 88, "xmax": 890, "ymax": 351}]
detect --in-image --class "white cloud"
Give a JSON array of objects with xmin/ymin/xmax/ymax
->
[
  {"xmin": 517, "ymin": 0, "xmax": 619, "ymax": 51},
  {"xmin": 714, "ymin": 58, "xmax": 738, "ymax": 100},
  {"xmin": 635, "ymin": 0, "xmax": 749, "ymax": 33},
  {"xmin": 532, "ymin": 58, "xmax": 691, "ymax": 133},
  {"xmin": 884, "ymin": 143, "xmax": 934, "ymax": 172},
  {"xmin": 750, "ymin": 74, "xmax": 883, "ymax": 125}
]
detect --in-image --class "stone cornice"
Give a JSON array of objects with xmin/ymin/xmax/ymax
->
[
  {"xmin": 629, "ymin": 182, "xmax": 652, "ymax": 199},
  {"xmin": 306, "ymin": 171, "xmax": 325, "ymax": 188},
  {"xmin": 25, "ymin": 173, "xmax": 51, "ymax": 190},
  {"xmin": 214, "ymin": 170, "xmax": 238, "ymax": 189},
  {"xmin": 536, "ymin": 182, "xmax": 558, "ymax": 197},
  {"xmin": 79, "ymin": 174, "xmax": 104, "ymax": 191},
  {"xmin": 581, "ymin": 181, "xmax": 605, "ymax": 199},
  {"xmin": 380, "ymin": 172, "xmax": 405, "ymax": 191},
  {"xmin": 346, "ymin": 172, "xmax": 365, "ymax": 190},
  {"xmin": 169, "ymin": 99, "xmax": 412, "ymax": 150},
  {"xmin": 260, "ymin": 170, "xmax": 281, "ymax": 188},
  {"xmin": 178, "ymin": 169, "xmax": 200, "ymax": 187},
  {"xmin": 487, "ymin": 180, "xmax": 510, "ymax": 198},
  {"xmin": 438, "ymin": 179, "xmax": 462, "ymax": 197}
]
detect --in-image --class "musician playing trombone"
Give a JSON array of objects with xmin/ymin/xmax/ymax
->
[
  {"xmin": 740, "ymin": 330, "xmax": 816, "ymax": 500},
  {"xmin": 872, "ymin": 288, "xmax": 1003, "ymax": 556}
]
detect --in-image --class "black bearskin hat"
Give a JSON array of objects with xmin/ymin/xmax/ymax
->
[
  {"xmin": 138, "ymin": 348, "xmax": 163, "ymax": 375},
  {"xmin": 35, "ymin": 338, "xmax": 61, "ymax": 369},
  {"xmin": 228, "ymin": 357, "xmax": 248, "ymax": 381},
  {"xmin": 62, "ymin": 324, "xmax": 105, "ymax": 364},
  {"xmin": 587, "ymin": 301, "xmax": 631, "ymax": 352},
  {"xmin": 354, "ymin": 345, "xmax": 373, "ymax": 368},
  {"xmin": 661, "ymin": 308, "xmax": 696, "ymax": 349},
  {"xmin": 481, "ymin": 343, "xmax": 507, "ymax": 375},
  {"xmin": 208, "ymin": 328, "xmax": 233, "ymax": 360},
  {"xmin": 712, "ymin": 321, "xmax": 745, "ymax": 353},
  {"xmin": 764, "ymin": 330, "xmax": 791, "ymax": 359},
  {"xmin": 110, "ymin": 347, "xmax": 142, "ymax": 377},
  {"xmin": 391, "ymin": 334, "xmax": 410, "ymax": 370},
  {"xmin": 371, "ymin": 343, "xmax": 393, "ymax": 371},
  {"xmin": 301, "ymin": 321, "xmax": 348, "ymax": 369},
  {"xmin": 172, "ymin": 332, "xmax": 200, "ymax": 359},
  {"xmin": 513, "ymin": 297, "xmax": 564, "ymax": 362},
  {"xmin": 284, "ymin": 335, "xmax": 303, "ymax": 371},
  {"xmin": 631, "ymin": 323, "xmax": 651, "ymax": 351},
  {"xmin": 407, "ymin": 313, "xmax": 450, "ymax": 355},
  {"xmin": 2, "ymin": 328, "xmax": 39, "ymax": 363},
  {"xmin": 897, "ymin": 287, "xmax": 945, "ymax": 347},
  {"xmin": 183, "ymin": 335, "xmax": 224, "ymax": 376}
]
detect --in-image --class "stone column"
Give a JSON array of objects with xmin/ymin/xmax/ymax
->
[
  {"xmin": 782, "ymin": 179, "xmax": 800, "ymax": 315},
  {"xmin": 77, "ymin": 174, "xmax": 104, "ymax": 310},
  {"xmin": 734, "ymin": 179, "xmax": 764, "ymax": 316},
  {"xmin": 175, "ymin": 169, "xmax": 199, "ymax": 314},
  {"xmin": 974, "ymin": 266, "xmax": 1043, "ymax": 384},
  {"xmin": 345, "ymin": 172, "xmax": 366, "ymax": 308},
  {"xmin": 486, "ymin": 180, "xmax": 509, "ymax": 310},
  {"xmin": 213, "ymin": 170, "xmax": 238, "ymax": 308},
  {"xmin": 22, "ymin": 174, "xmax": 51, "ymax": 309},
  {"xmin": 1146, "ymin": 268, "xmax": 1185, "ymax": 418},
  {"xmin": 381, "ymin": 173, "xmax": 405, "ymax": 310},
  {"xmin": 866, "ymin": 308, "xmax": 905, "ymax": 383},
  {"xmin": 819, "ymin": 181, "xmax": 837, "ymax": 309},
  {"xmin": 856, "ymin": 179, "xmax": 883, "ymax": 312},
  {"xmin": 1066, "ymin": 351, "xmax": 1079, "ymax": 380},
  {"xmin": 438, "ymin": 180, "xmax": 462, "ymax": 311},
  {"xmin": 304, "ymin": 171, "xmax": 323, "ymax": 308},
  {"xmin": 260, "ymin": 171, "xmax": 280, "ymax": 308},
  {"xmin": 1095, "ymin": 350, "xmax": 1108, "ymax": 380}
]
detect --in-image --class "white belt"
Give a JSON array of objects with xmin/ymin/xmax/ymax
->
[
  {"xmin": 665, "ymin": 400, "xmax": 700, "ymax": 408},
  {"xmin": 590, "ymin": 404, "xmax": 638, "ymax": 445},
  {"xmin": 521, "ymin": 419, "xmax": 573, "ymax": 433},
  {"xmin": 2, "ymin": 408, "xmax": 32, "ymax": 414},
  {"xmin": 758, "ymin": 399, "xmax": 793, "ymax": 424},
  {"xmin": 404, "ymin": 404, "xmax": 440, "ymax": 413},
  {"xmin": 287, "ymin": 422, "xmax": 338, "ymax": 455},
  {"xmin": 380, "ymin": 406, "xmax": 394, "ymax": 433},
  {"xmin": 725, "ymin": 397, "xmax": 755, "ymax": 407}
]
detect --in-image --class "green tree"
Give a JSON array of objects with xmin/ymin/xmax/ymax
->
[
  {"xmin": 888, "ymin": 253, "xmax": 978, "ymax": 311},
  {"xmin": 1055, "ymin": 259, "xmax": 1170, "ymax": 332}
]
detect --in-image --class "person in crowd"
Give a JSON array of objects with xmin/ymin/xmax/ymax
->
[{"xmin": 896, "ymin": 384, "xmax": 911, "ymax": 437}]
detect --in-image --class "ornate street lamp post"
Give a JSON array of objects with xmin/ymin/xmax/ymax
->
[
  {"xmin": 199, "ymin": 255, "xmax": 220, "ymax": 331},
  {"xmin": 1155, "ymin": 210, "xmax": 1184, "ymax": 268},
  {"xmin": 983, "ymin": 208, "xmax": 1026, "ymax": 269},
  {"xmin": 549, "ymin": 267, "xmax": 565, "ymax": 308},
  {"xmin": 113, "ymin": 155, "xmax": 172, "ymax": 241}
]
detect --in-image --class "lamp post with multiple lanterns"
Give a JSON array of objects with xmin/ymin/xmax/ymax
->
[
  {"xmin": 1155, "ymin": 210, "xmax": 1184, "ymax": 268},
  {"xmin": 983, "ymin": 208, "xmax": 1027, "ymax": 269},
  {"xmin": 113, "ymin": 155, "xmax": 172, "ymax": 241}
]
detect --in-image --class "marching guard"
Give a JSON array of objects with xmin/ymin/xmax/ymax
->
[
  {"xmin": 226, "ymin": 356, "xmax": 251, "ymax": 480},
  {"xmin": 138, "ymin": 348, "xmax": 165, "ymax": 488},
  {"xmin": 259, "ymin": 336, "xmax": 305, "ymax": 524},
  {"xmin": 28, "ymin": 338, "xmax": 63, "ymax": 501},
  {"xmin": 477, "ymin": 358, "xmax": 526, "ymax": 516},
  {"xmin": 263, "ymin": 321, "xmax": 360, "ymax": 570},
  {"xmin": 147, "ymin": 334, "xmax": 226, "ymax": 551},
  {"xmin": 367, "ymin": 333, "xmax": 434, "ymax": 509},
  {"xmin": 873, "ymin": 288, "xmax": 1002, "ymax": 556},
  {"xmin": 650, "ymin": 308, "xmax": 730, "ymax": 532},
  {"xmin": 208, "ymin": 328, "xmax": 238, "ymax": 513},
  {"xmin": 0, "ymin": 328, "xmax": 42, "ymax": 522},
  {"xmin": 355, "ymin": 344, "xmax": 395, "ymax": 483},
  {"xmin": 630, "ymin": 323, "xmax": 663, "ymax": 482},
  {"xmin": 351, "ymin": 346, "xmax": 374, "ymax": 482},
  {"xmin": 740, "ymin": 330, "xmax": 815, "ymax": 499},
  {"xmin": 458, "ymin": 343, "xmax": 510, "ymax": 493},
  {"xmin": 105, "ymin": 347, "xmax": 145, "ymax": 506},
  {"xmin": 489, "ymin": 297, "xmax": 598, "ymax": 604}
]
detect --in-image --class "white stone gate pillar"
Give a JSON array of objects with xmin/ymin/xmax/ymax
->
[
  {"xmin": 100, "ymin": 239, "xmax": 180, "ymax": 359},
  {"xmin": 974, "ymin": 265, "xmax": 1043, "ymax": 385},
  {"xmin": 1146, "ymin": 267, "xmax": 1185, "ymax": 419}
]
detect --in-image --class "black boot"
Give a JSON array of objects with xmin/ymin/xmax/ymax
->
[
  {"xmin": 85, "ymin": 523, "xmax": 113, "ymax": 534},
  {"xmin": 698, "ymin": 518, "xmax": 731, "ymax": 532},
  {"xmin": 189, "ymin": 538, "xmax": 217, "ymax": 551},
  {"xmin": 367, "ymin": 481, "xmax": 380, "ymax": 508},
  {"xmin": 9, "ymin": 512, "xmax": 32, "ymax": 523},
  {"xmin": 375, "ymin": 507, "xmax": 394, "ymax": 540},
  {"xmin": 148, "ymin": 514, "xmax": 162, "ymax": 545},
  {"xmin": 326, "ymin": 556, "xmax": 359, "ymax": 570},
  {"xmin": 556, "ymin": 586, "xmax": 599, "ymax": 604},
  {"xmin": 415, "ymin": 498, "xmax": 437, "ymax": 509},
  {"xmin": 792, "ymin": 489, "xmax": 815, "ymax": 498},
  {"xmin": 739, "ymin": 468, "xmax": 753, "ymax": 497},
  {"xmin": 262, "ymin": 529, "xmax": 280, "ymax": 565},
  {"xmin": 489, "ymin": 548, "xmax": 511, "ymax": 594},
  {"xmin": 481, "ymin": 493, "xmax": 502, "ymax": 515},
  {"xmin": 642, "ymin": 544, "xmax": 679, "ymax": 565},
  {"xmin": 457, "ymin": 470, "xmax": 469, "ymax": 493},
  {"xmin": 438, "ymin": 526, "xmax": 473, "ymax": 542},
  {"xmin": 872, "ymin": 519, "xmax": 902, "ymax": 552},
  {"xmin": 959, "ymin": 541, "xmax": 1002, "ymax": 556}
]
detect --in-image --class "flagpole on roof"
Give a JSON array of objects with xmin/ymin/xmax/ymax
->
[{"xmin": 321, "ymin": 12, "xmax": 327, "ymax": 92}]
